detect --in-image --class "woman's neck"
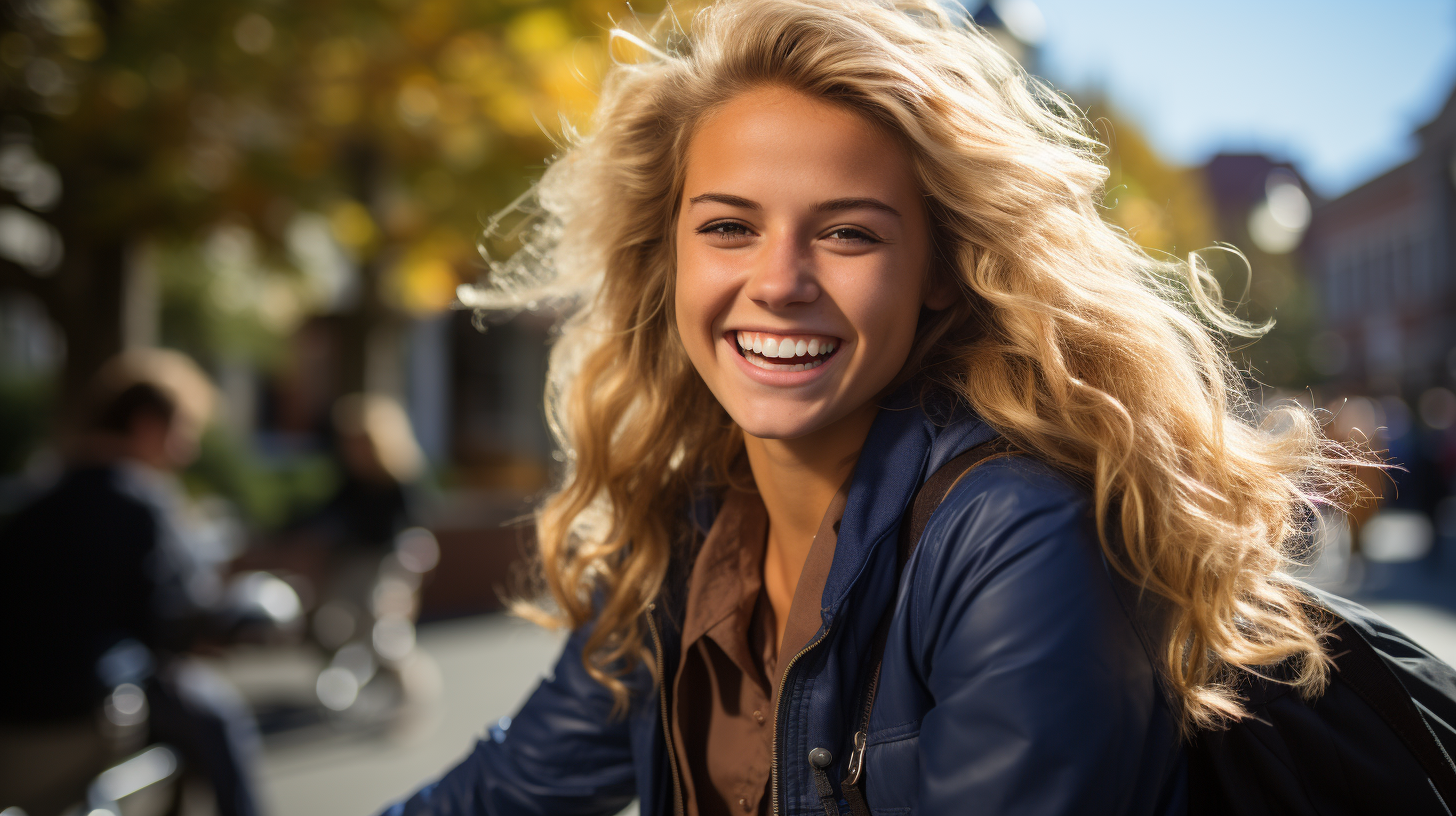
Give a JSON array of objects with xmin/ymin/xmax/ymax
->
[{"xmin": 744, "ymin": 401, "xmax": 879, "ymax": 649}]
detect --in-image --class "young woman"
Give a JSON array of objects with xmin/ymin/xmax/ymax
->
[{"xmin": 385, "ymin": 1, "xmax": 1359, "ymax": 813}]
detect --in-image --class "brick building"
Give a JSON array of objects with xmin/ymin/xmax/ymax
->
[{"xmin": 1304, "ymin": 83, "xmax": 1456, "ymax": 394}]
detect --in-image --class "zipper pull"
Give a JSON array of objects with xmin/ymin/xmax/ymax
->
[{"xmin": 844, "ymin": 729, "xmax": 867, "ymax": 787}]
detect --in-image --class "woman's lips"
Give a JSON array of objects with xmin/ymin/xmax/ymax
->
[{"xmin": 729, "ymin": 330, "xmax": 840, "ymax": 372}]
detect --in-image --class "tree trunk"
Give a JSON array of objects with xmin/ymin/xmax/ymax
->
[
  {"xmin": 336, "ymin": 138, "xmax": 395, "ymax": 398},
  {"xmin": 55, "ymin": 238, "xmax": 127, "ymax": 416}
]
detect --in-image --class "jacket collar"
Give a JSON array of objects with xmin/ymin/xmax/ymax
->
[
  {"xmin": 819, "ymin": 384, "xmax": 996, "ymax": 623},
  {"xmin": 672, "ymin": 384, "xmax": 996, "ymax": 638}
]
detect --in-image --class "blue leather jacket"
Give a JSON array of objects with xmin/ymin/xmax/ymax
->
[{"xmin": 383, "ymin": 396, "xmax": 1187, "ymax": 815}]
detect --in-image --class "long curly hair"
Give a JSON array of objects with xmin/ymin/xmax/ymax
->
[{"xmin": 461, "ymin": 0, "xmax": 1370, "ymax": 732}]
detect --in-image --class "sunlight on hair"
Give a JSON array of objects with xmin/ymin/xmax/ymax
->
[{"xmin": 460, "ymin": 0, "xmax": 1379, "ymax": 730}]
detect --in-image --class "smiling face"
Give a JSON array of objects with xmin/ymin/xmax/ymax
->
[{"xmin": 674, "ymin": 85, "xmax": 942, "ymax": 441}]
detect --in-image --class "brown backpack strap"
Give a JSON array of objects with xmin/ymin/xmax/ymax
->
[
  {"xmin": 841, "ymin": 437, "xmax": 1018, "ymax": 815},
  {"xmin": 899, "ymin": 438, "xmax": 1019, "ymax": 571}
]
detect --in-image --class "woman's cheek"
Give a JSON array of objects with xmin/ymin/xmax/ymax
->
[{"xmin": 673, "ymin": 262, "xmax": 721, "ymax": 375}]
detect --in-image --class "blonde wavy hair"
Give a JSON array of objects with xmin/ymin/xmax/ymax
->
[{"xmin": 462, "ymin": 0, "xmax": 1369, "ymax": 732}]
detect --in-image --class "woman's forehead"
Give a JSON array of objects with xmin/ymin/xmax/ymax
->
[{"xmin": 680, "ymin": 86, "xmax": 920, "ymax": 210}]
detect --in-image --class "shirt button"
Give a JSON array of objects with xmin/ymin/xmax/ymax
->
[
  {"xmin": 752, "ymin": 710, "xmax": 765, "ymax": 725},
  {"xmin": 739, "ymin": 798, "xmax": 752, "ymax": 812}
]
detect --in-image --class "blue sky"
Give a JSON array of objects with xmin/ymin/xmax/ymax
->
[{"xmin": 1026, "ymin": 0, "xmax": 1456, "ymax": 197}]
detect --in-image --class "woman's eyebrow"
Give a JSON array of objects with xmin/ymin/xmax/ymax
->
[
  {"xmin": 688, "ymin": 192, "xmax": 759, "ymax": 209},
  {"xmin": 813, "ymin": 197, "xmax": 900, "ymax": 217},
  {"xmin": 686, "ymin": 192, "xmax": 900, "ymax": 217}
]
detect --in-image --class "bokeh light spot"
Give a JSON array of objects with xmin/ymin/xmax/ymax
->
[{"xmin": 234, "ymin": 14, "xmax": 275, "ymax": 55}]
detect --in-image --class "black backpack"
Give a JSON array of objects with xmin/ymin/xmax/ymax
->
[
  {"xmin": 837, "ymin": 441, "xmax": 1456, "ymax": 816},
  {"xmin": 1188, "ymin": 585, "xmax": 1456, "ymax": 815}
]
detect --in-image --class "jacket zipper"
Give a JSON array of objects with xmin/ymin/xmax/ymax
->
[
  {"xmin": 646, "ymin": 603, "xmax": 686, "ymax": 816},
  {"xmin": 770, "ymin": 625, "xmax": 832, "ymax": 816},
  {"xmin": 843, "ymin": 659, "xmax": 880, "ymax": 789}
]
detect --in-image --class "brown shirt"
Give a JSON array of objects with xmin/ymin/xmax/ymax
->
[{"xmin": 670, "ymin": 482, "xmax": 849, "ymax": 816}]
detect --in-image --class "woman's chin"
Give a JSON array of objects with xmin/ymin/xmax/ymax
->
[
  {"xmin": 724, "ymin": 399, "xmax": 852, "ymax": 442},
  {"xmin": 729, "ymin": 409, "xmax": 825, "ymax": 442}
]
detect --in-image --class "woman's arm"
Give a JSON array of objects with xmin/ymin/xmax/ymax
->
[
  {"xmin": 380, "ymin": 623, "xmax": 640, "ymax": 816},
  {"xmin": 909, "ymin": 458, "xmax": 1182, "ymax": 815}
]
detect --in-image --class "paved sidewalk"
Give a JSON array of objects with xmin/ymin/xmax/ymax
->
[{"xmin": 258, "ymin": 614, "xmax": 565, "ymax": 816}]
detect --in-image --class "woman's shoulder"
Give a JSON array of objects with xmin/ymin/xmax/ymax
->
[
  {"xmin": 906, "ymin": 448, "xmax": 1163, "ymax": 686},
  {"xmin": 913, "ymin": 450, "xmax": 1101, "ymax": 583}
]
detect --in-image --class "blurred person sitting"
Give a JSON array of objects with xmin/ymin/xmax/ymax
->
[
  {"xmin": 299, "ymin": 393, "xmax": 422, "ymax": 556},
  {"xmin": 284, "ymin": 394, "xmax": 426, "ymax": 662},
  {"xmin": 0, "ymin": 348, "xmax": 264, "ymax": 816}
]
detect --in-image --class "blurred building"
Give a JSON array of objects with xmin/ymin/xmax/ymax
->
[
  {"xmin": 1202, "ymin": 153, "xmax": 1314, "ymax": 252},
  {"xmin": 1304, "ymin": 81, "xmax": 1456, "ymax": 394},
  {"xmin": 1197, "ymin": 153, "xmax": 1319, "ymax": 388}
]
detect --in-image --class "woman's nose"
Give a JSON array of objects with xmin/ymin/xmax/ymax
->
[{"xmin": 743, "ymin": 233, "xmax": 820, "ymax": 309}]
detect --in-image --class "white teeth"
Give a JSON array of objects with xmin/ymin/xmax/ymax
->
[
  {"xmin": 733, "ymin": 331, "xmax": 839, "ymax": 367},
  {"xmin": 743, "ymin": 354, "xmax": 826, "ymax": 372}
]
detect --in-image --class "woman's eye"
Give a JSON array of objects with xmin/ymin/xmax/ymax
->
[
  {"xmin": 698, "ymin": 221, "xmax": 752, "ymax": 240},
  {"xmin": 825, "ymin": 227, "xmax": 879, "ymax": 244}
]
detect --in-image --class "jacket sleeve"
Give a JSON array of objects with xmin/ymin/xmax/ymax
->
[
  {"xmin": 380, "ymin": 623, "xmax": 639, "ymax": 816},
  {"xmin": 909, "ymin": 458, "xmax": 1179, "ymax": 815}
]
